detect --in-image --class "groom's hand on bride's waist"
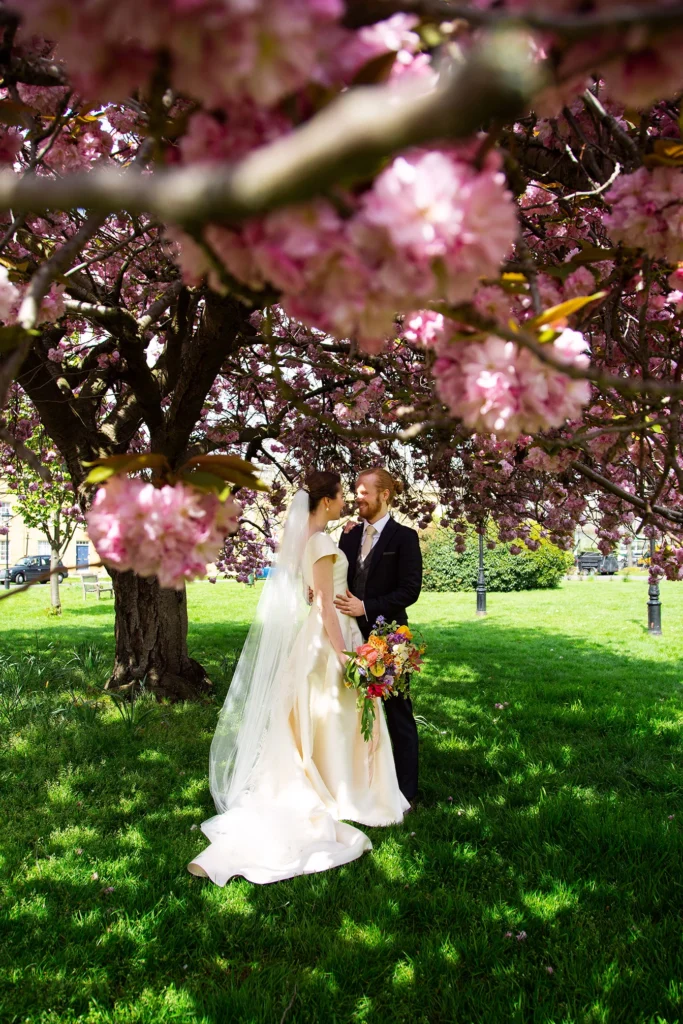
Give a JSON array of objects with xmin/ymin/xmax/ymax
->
[{"xmin": 334, "ymin": 589, "xmax": 365, "ymax": 617}]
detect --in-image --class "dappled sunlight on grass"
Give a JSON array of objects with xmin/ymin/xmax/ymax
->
[{"xmin": 1, "ymin": 582, "xmax": 683, "ymax": 1020}]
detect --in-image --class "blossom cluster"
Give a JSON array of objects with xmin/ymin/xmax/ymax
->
[
  {"xmin": 649, "ymin": 545, "xmax": 683, "ymax": 585},
  {"xmin": 0, "ymin": 267, "xmax": 66, "ymax": 326},
  {"xmin": 86, "ymin": 476, "xmax": 241, "ymax": 590},
  {"xmin": 488, "ymin": 0, "xmax": 683, "ymax": 111},
  {"xmin": 173, "ymin": 146, "xmax": 518, "ymax": 352},
  {"xmin": 16, "ymin": 0, "xmax": 347, "ymax": 108},
  {"xmin": 431, "ymin": 326, "xmax": 591, "ymax": 440},
  {"xmin": 605, "ymin": 167, "xmax": 683, "ymax": 266}
]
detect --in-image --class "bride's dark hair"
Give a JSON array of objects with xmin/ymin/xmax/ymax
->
[{"xmin": 304, "ymin": 471, "xmax": 342, "ymax": 513}]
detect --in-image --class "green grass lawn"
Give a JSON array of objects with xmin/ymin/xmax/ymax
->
[{"xmin": 1, "ymin": 577, "xmax": 683, "ymax": 1024}]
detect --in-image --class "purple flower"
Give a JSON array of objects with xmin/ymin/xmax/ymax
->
[
  {"xmin": 546, "ymin": 966, "xmax": 554, "ymax": 975},
  {"xmin": 375, "ymin": 616, "xmax": 385, "ymax": 625},
  {"xmin": 516, "ymin": 931, "xmax": 527, "ymax": 942}
]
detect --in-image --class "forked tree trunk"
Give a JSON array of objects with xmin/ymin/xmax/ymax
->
[{"xmin": 107, "ymin": 569, "xmax": 211, "ymax": 700}]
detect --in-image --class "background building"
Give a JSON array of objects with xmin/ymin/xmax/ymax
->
[{"xmin": 0, "ymin": 483, "xmax": 93, "ymax": 577}]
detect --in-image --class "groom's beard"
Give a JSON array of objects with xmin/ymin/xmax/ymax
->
[{"xmin": 357, "ymin": 497, "xmax": 382, "ymax": 522}]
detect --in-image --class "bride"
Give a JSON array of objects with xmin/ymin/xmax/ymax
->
[{"xmin": 188, "ymin": 471, "xmax": 409, "ymax": 885}]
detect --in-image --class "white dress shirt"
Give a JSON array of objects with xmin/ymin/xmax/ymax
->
[
  {"xmin": 361, "ymin": 512, "xmax": 391, "ymax": 554},
  {"xmin": 359, "ymin": 512, "xmax": 391, "ymax": 617}
]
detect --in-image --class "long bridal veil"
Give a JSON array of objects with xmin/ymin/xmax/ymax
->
[{"xmin": 209, "ymin": 490, "xmax": 310, "ymax": 813}]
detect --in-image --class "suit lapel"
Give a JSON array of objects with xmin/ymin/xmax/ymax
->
[{"xmin": 367, "ymin": 517, "xmax": 398, "ymax": 578}]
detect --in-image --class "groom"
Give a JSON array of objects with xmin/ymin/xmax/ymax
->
[{"xmin": 334, "ymin": 468, "xmax": 422, "ymax": 804}]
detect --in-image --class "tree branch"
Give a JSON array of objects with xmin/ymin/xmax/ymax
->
[
  {"xmin": 0, "ymin": 32, "xmax": 541, "ymax": 226},
  {"xmin": 0, "ymin": 425, "xmax": 52, "ymax": 481},
  {"xmin": 571, "ymin": 460, "xmax": 683, "ymax": 524}
]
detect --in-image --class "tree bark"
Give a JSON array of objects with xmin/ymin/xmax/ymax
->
[
  {"xmin": 49, "ymin": 543, "xmax": 62, "ymax": 614},
  {"xmin": 108, "ymin": 570, "xmax": 211, "ymax": 701}
]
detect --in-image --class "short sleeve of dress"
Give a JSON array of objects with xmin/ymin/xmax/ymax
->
[{"xmin": 307, "ymin": 531, "xmax": 338, "ymax": 567}]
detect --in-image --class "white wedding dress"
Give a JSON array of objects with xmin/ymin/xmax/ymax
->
[{"xmin": 188, "ymin": 530, "xmax": 408, "ymax": 885}]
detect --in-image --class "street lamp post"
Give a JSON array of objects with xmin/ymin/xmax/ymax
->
[
  {"xmin": 476, "ymin": 531, "xmax": 487, "ymax": 617},
  {"xmin": 647, "ymin": 535, "xmax": 662, "ymax": 635}
]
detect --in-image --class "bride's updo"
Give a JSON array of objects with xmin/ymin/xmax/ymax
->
[{"xmin": 304, "ymin": 471, "xmax": 341, "ymax": 513}]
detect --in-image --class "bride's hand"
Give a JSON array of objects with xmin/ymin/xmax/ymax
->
[{"xmin": 338, "ymin": 652, "xmax": 350, "ymax": 670}]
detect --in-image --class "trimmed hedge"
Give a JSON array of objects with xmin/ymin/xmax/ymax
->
[{"xmin": 422, "ymin": 530, "xmax": 573, "ymax": 593}]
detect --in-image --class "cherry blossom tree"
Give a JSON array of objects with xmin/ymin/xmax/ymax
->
[
  {"xmin": 1, "ymin": 1, "xmax": 683, "ymax": 695},
  {"xmin": 0, "ymin": 391, "xmax": 84, "ymax": 612}
]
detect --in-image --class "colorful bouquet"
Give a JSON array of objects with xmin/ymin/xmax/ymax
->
[{"xmin": 343, "ymin": 616, "xmax": 426, "ymax": 742}]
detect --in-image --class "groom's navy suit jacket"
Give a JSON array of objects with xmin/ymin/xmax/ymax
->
[{"xmin": 339, "ymin": 517, "xmax": 422, "ymax": 640}]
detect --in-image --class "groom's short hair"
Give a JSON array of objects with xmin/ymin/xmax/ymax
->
[{"xmin": 357, "ymin": 467, "xmax": 403, "ymax": 505}]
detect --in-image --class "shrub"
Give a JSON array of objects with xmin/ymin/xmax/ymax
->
[{"xmin": 421, "ymin": 530, "xmax": 573, "ymax": 593}]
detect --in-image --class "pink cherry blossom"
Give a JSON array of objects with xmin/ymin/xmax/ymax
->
[
  {"xmin": 433, "ymin": 328, "xmax": 590, "ymax": 440},
  {"xmin": 357, "ymin": 148, "xmax": 517, "ymax": 305},
  {"xmin": 16, "ymin": 0, "xmax": 346, "ymax": 107},
  {"xmin": 171, "ymin": 146, "xmax": 518, "ymax": 352},
  {"xmin": 86, "ymin": 476, "xmax": 242, "ymax": 589},
  {"xmin": 563, "ymin": 266, "xmax": 597, "ymax": 300},
  {"xmin": 0, "ymin": 268, "xmax": 21, "ymax": 322},
  {"xmin": 401, "ymin": 310, "xmax": 446, "ymax": 347},
  {"xmin": 0, "ymin": 129, "xmax": 22, "ymax": 165},
  {"xmin": 605, "ymin": 167, "xmax": 683, "ymax": 265},
  {"xmin": 330, "ymin": 13, "xmax": 424, "ymax": 83},
  {"xmin": 37, "ymin": 285, "xmax": 67, "ymax": 324},
  {"xmin": 17, "ymin": 83, "xmax": 70, "ymax": 115}
]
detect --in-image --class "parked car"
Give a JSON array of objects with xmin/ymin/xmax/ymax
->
[
  {"xmin": 576, "ymin": 551, "xmax": 619, "ymax": 575},
  {"xmin": 0, "ymin": 555, "xmax": 68, "ymax": 585}
]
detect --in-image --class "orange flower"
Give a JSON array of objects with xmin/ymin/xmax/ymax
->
[
  {"xmin": 396, "ymin": 625, "xmax": 413, "ymax": 640},
  {"xmin": 369, "ymin": 635, "xmax": 388, "ymax": 653}
]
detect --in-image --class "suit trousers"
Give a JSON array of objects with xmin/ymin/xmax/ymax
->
[
  {"xmin": 357, "ymin": 616, "xmax": 419, "ymax": 802},
  {"xmin": 382, "ymin": 686, "xmax": 419, "ymax": 802}
]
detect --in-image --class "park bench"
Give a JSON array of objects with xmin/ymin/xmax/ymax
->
[{"xmin": 81, "ymin": 572, "xmax": 113, "ymax": 600}]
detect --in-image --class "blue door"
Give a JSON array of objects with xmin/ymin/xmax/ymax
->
[{"xmin": 76, "ymin": 543, "xmax": 90, "ymax": 567}]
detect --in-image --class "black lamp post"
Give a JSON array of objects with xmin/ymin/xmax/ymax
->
[
  {"xmin": 647, "ymin": 535, "xmax": 662, "ymax": 635},
  {"xmin": 476, "ymin": 531, "xmax": 487, "ymax": 617}
]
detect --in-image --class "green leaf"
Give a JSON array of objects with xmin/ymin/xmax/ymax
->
[
  {"xmin": 529, "ymin": 291, "xmax": 607, "ymax": 330},
  {"xmin": 180, "ymin": 454, "xmax": 269, "ymax": 492},
  {"xmin": 0, "ymin": 99, "xmax": 34, "ymax": 127},
  {"xmin": 644, "ymin": 139, "xmax": 683, "ymax": 168},
  {"xmin": 82, "ymin": 453, "xmax": 170, "ymax": 480},
  {"xmin": 179, "ymin": 469, "xmax": 231, "ymax": 498},
  {"xmin": 84, "ymin": 465, "xmax": 116, "ymax": 485}
]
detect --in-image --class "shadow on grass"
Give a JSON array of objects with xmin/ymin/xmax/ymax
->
[{"xmin": 1, "ymin": 618, "xmax": 683, "ymax": 1022}]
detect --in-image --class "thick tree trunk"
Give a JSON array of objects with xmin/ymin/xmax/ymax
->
[{"xmin": 108, "ymin": 570, "xmax": 211, "ymax": 701}]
